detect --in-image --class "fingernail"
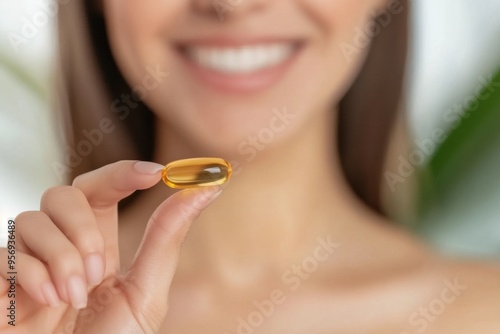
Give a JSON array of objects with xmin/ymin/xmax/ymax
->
[
  {"xmin": 67, "ymin": 275, "xmax": 88, "ymax": 310},
  {"xmin": 41, "ymin": 282, "xmax": 60, "ymax": 308},
  {"xmin": 134, "ymin": 161, "xmax": 165, "ymax": 175},
  {"xmin": 84, "ymin": 253, "xmax": 105, "ymax": 286}
]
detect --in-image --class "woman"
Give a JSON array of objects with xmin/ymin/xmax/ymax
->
[{"xmin": 1, "ymin": 0, "xmax": 499, "ymax": 333}]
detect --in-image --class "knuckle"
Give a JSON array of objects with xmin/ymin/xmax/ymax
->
[
  {"xmin": 15, "ymin": 211, "xmax": 49, "ymax": 233},
  {"xmin": 15, "ymin": 210, "xmax": 42, "ymax": 224},
  {"xmin": 72, "ymin": 173, "xmax": 87, "ymax": 188},
  {"xmin": 40, "ymin": 185, "xmax": 87, "ymax": 212},
  {"xmin": 41, "ymin": 185, "xmax": 84, "ymax": 205},
  {"xmin": 41, "ymin": 185, "xmax": 70, "ymax": 202}
]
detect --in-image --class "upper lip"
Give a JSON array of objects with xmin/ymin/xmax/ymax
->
[{"xmin": 173, "ymin": 36, "xmax": 305, "ymax": 48}]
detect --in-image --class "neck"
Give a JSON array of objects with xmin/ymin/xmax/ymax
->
[{"xmin": 138, "ymin": 107, "xmax": 425, "ymax": 283}]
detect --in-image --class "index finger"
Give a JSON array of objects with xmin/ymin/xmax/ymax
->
[
  {"xmin": 72, "ymin": 160, "xmax": 165, "ymax": 269},
  {"xmin": 72, "ymin": 160, "xmax": 164, "ymax": 212}
]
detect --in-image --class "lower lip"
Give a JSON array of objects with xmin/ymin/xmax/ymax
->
[{"xmin": 176, "ymin": 45, "xmax": 303, "ymax": 94}]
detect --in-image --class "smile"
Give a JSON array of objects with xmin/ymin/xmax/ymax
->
[
  {"xmin": 184, "ymin": 43, "xmax": 297, "ymax": 74},
  {"xmin": 175, "ymin": 39, "xmax": 304, "ymax": 94}
]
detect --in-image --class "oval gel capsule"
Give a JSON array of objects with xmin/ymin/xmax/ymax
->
[{"xmin": 162, "ymin": 158, "xmax": 232, "ymax": 189}]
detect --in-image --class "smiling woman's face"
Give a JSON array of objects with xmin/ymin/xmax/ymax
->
[{"xmin": 102, "ymin": 0, "xmax": 387, "ymax": 157}]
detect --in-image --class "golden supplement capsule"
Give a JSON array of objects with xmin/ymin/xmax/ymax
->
[{"xmin": 162, "ymin": 158, "xmax": 232, "ymax": 189}]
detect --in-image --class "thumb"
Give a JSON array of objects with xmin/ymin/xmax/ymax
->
[{"xmin": 124, "ymin": 186, "xmax": 222, "ymax": 316}]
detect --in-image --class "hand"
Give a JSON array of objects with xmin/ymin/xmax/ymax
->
[{"xmin": 0, "ymin": 160, "xmax": 222, "ymax": 334}]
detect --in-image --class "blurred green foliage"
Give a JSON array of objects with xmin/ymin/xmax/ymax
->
[
  {"xmin": 417, "ymin": 67, "xmax": 500, "ymax": 257},
  {"xmin": 421, "ymin": 68, "xmax": 500, "ymax": 209}
]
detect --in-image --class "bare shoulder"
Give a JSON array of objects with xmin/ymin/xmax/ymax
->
[
  {"xmin": 422, "ymin": 258, "xmax": 500, "ymax": 333},
  {"xmin": 444, "ymin": 259, "xmax": 500, "ymax": 301},
  {"xmin": 446, "ymin": 259, "xmax": 500, "ymax": 304},
  {"xmin": 447, "ymin": 258, "xmax": 500, "ymax": 283}
]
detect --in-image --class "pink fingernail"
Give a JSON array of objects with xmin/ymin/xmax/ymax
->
[
  {"xmin": 41, "ymin": 282, "xmax": 60, "ymax": 308},
  {"xmin": 134, "ymin": 161, "xmax": 165, "ymax": 175},
  {"xmin": 84, "ymin": 253, "xmax": 105, "ymax": 286},
  {"xmin": 67, "ymin": 275, "xmax": 88, "ymax": 310}
]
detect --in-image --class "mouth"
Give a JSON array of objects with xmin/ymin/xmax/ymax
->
[
  {"xmin": 185, "ymin": 42, "xmax": 298, "ymax": 74},
  {"xmin": 174, "ymin": 39, "xmax": 305, "ymax": 93}
]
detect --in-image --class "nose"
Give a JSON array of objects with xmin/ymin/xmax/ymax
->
[{"xmin": 190, "ymin": 0, "xmax": 267, "ymax": 20}]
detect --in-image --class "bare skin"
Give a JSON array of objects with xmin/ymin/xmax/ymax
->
[
  {"xmin": 115, "ymin": 105, "xmax": 500, "ymax": 333},
  {"xmin": 2, "ymin": 0, "xmax": 499, "ymax": 333}
]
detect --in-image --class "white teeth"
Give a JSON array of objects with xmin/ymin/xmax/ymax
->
[{"xmin": 186, "ymin": 44, "xmax": 295, "ymax": 74}]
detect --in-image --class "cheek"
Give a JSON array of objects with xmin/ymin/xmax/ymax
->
[
  {"xmin": 303, "ymin": 0, "xmax": 385, "ymax": 84},
  {"xmin": 102, "ymin": 1, "xmax": 184, "ymax": 87}
]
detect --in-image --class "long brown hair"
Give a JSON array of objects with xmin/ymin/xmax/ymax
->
[{"xmin": 57, "ymin": 0, "xmax": 410, "ymax": 215}]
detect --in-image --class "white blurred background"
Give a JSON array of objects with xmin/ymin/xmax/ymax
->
[{"xmin": 1, "ymin": 0, "xmax": 500, "ymax": 253}]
